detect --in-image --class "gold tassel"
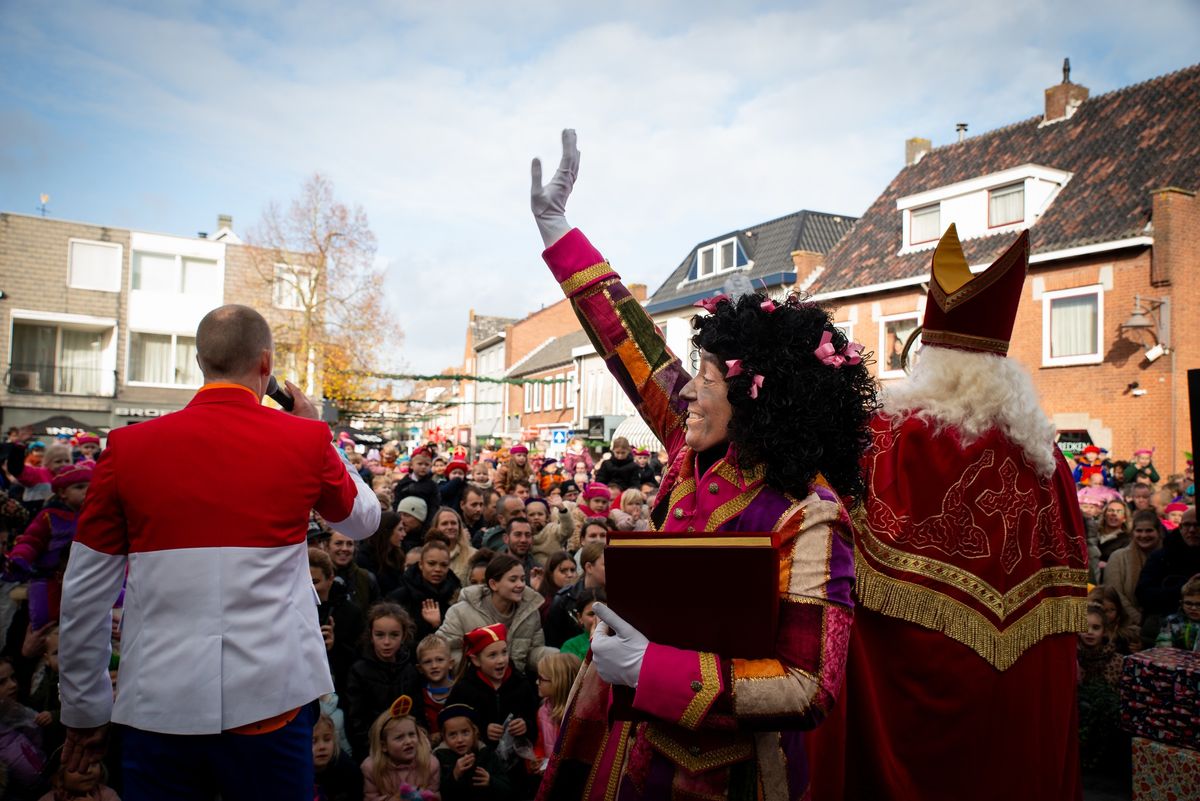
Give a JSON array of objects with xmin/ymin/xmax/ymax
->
[{"xmin": 855, "ymin": 551, "xmax": 1087, "ymax": 671}]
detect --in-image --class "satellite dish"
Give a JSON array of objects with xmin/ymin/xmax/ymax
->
[{"xmin": 722, "ymin": 273, "xmax": 754, "ymax": 300}]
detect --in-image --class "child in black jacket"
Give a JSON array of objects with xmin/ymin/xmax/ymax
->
[
  {"xmin": 435, "ymin": 702, "xmax": 512, "ymax": 800},
  {"xmin": 345, "ymin": 603, "xmax": 425, "ymax": 758}
]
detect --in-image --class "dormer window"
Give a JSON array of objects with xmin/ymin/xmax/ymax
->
[
  {"xmin": 896, "ymin": 163, "xmax": 1071, "ymax": 254},
  {"xmin": 909, "ymin": 205, "xmax": 940, "ymax": 245},
  {"xmin": 688, "ymin": 236, "xmax": 748, "ymax": 281},
  {"xmin": 988, "ymin": 184, "xmax": 1024, "ymax": 228}
]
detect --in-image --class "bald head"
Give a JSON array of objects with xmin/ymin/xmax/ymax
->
[{"xmin": 196, "ymin": 305, "xmax": 273, "ymax": 379}]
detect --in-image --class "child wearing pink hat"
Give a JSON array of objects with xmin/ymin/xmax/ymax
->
[
  {"xmin": 1124, "ymin": 448, "xmax": 1160, "ymax": 485},
  {"xmin": 3, "ymin": 463, "xmax": 93, "ymax": 628}
]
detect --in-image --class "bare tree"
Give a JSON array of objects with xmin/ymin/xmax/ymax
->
[{"xmin": 246, "ymin": 173, "xmax": 402, "ymax": 400}]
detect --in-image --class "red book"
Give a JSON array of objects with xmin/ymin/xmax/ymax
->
[{"xmin": 604, "ymin": 531, "xmax": 781, "ymax": 720}]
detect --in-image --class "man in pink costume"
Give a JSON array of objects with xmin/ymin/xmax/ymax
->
[{"xmin": 530, "ymin": 131, "xmax": 879, "ymax": 801}]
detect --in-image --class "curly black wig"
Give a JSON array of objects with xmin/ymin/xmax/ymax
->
[{"xmin": 691, "ymin": 292, "xmax": 879, "ymax": 505}]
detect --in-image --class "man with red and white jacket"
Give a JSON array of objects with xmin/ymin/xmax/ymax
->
[{"xmin": 58, "ymin": 305, "xmax": 380, "ymax": 801}]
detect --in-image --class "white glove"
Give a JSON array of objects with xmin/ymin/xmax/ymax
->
[
  {"xmin": 590, "ymin": 602, "xmax": 648, "ymax": 688},
  {"xmin": 530, "ymin": 129, "xmax": 579, "ymax": 248}
]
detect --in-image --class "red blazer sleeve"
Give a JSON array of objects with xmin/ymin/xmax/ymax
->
[{"xmin": 75, "ymin": 437, "xmax": 128, "ymax": 557}]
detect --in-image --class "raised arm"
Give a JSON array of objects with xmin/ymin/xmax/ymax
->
[{"xmin": 532, "ymin": 130, "xmax": 691, "ymax": 451}]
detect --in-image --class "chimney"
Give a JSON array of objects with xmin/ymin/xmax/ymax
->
[
  {"xmin": 1044, "ymin": 57, "xmax": 1089, "ymax": 123},
  {"xmin": 905, "ymin": 137, "xmax": 931, "ymax": 166},
  {"xmin": 217, "ymin": 214, "xmax": 233, "ymax": 231},
  {"xmin": 955, "ymin": 123, "xmax": 968, "ymax": 143}
]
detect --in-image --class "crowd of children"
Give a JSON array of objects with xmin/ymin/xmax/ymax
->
[{"xmin": 1067, "ymin": 445, "xmax": 1198, "ymax": 782}]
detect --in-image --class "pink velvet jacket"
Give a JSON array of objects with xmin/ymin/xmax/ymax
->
[{"xmin": 535, "ymin": 229, "xmax": 855, "ymax": 801}]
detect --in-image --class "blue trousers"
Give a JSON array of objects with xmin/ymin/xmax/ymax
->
[{"xmin": 121, "ymin": 701, "xmax": 318, "ymax": 801}]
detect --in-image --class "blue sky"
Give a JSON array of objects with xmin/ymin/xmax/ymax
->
[{"xmin": 2, "ymin": 0, "xmax": 1197, "ymax": 373}]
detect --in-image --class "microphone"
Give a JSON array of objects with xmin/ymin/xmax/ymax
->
[{"xmin": 265, "ymin": 375, "xmax": 295, "ymax": 412}]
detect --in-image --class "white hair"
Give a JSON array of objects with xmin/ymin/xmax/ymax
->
[{"xmin": 882, "ymin": 345, "xmax": 1059, "ymax": 478}]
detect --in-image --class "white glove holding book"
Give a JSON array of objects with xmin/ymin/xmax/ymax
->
[{"xmin": 591, "ymin": 603, "xmax": 648, "ymax": 688}]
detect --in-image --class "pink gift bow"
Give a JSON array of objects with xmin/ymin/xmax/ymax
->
[
  {"xmin": 725, "ymin": 360, "xmax": 765, "ymax": 399},
  {"xmin": 813, "ymin": 331, "xmax": 863, "ymax": 368},
  {"xmin": 693, "ymin": 294, "xmax": 729, "ymax": 313},
  {"xmin": 760, "ymin": 299, "xmax": 777, "ymax": 312}
]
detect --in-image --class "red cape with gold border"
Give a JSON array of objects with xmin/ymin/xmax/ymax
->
[{"xmin": 809, "ymin": 413, "xmax": 1089, "ymax": 801}]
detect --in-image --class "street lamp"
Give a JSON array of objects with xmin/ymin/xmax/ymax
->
[{"xmin": 1120, "ymin": 295, "xmax": 1170, "ymax": 362}]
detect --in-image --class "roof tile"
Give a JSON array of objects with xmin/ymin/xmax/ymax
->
[{"xmin": 814, "ymin": 63, "xmax": 1200, "ymax": 293}]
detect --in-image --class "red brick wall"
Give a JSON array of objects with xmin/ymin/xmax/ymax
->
[{"xmin": 504, "ymin": 284, "xmax": 647, "ymax": 427}]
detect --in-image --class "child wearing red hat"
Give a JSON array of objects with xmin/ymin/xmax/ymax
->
[
  {"xmin": 1073, "ymin": 445, "xmax": 1108, "ymax": 487},
  {"xmin": 580, "ymin": 482, "xmax": 611, "ymax": 516},
  {"xmin": 3, "ymin": 463, "xmax": 93, "ymax": 628},
  {"xmin": 445, "ymin": 623, "xmax": 539, "ymax": 794},
  {"xmin": 73, "ymin": 433, "xmax": 102, "ymax": 463},
  {"xmin": 1162, "ymin": 501, "xmax": 1189, "ymax": 531}
]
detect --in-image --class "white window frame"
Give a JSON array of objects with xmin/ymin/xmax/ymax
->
[
  {"xmin": 8, "ymin": 311, "xmax": 119, "ymax": 396},
  {"xmin": 68, "ymin": 239, "xmax": 123, "ymax": 292},
  {"xmin": 909, "ymin": 205, "xmax": 940, "ymax": 245},
  {"xmin": 988, "ymin": 183, "xmax": 1025, "ymax": 228},
  {"xmin": 524, "ymin": 382, "xmax": 533, "ymax": 413},
  {"xmin": 566, "ymin": 371, "xmax": 576, "ymax": 409},
  {"xmin": 125, "ymin": 331, "xmax": 203, "ymax": 388},
  {"xmin": 532, "ymin": 380, "xmax": 541, "ymax": 412},
  {"xmin": 695, "ymin": 237, "xmax": 744, "ymax": 280},
  {"xmin": 833, "ymin": 321, "xmax": 854, "ymax": 344},
  {"xmin": 273, "ymin": 263, "xmax": 308, "ymax": 310},
  {"xmin": 131, "ymin": 250, "xmax": 220, "ymax": 296},
  {"xmin": 554, "ymin": 373, "xmax": 564, "ymax": 409},
  {"xmin": 1041, "ymin": 285, "xmax": 1104, "ymax": 367},
  {"xmin": 877, "ymin": 312, "xmax": 921, "ymax": 380},
  {"xmin": 543, "ymin": 380, "xmax": 553, "ymax": 411}
]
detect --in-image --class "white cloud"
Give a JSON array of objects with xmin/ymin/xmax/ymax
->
[{"xmin": 1, "ymin": 0, "xmax": 1197, "ymax": 373}]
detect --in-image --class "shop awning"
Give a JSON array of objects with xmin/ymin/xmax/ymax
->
[
  {"xmin": 28, "ymin": 415, "xmax": 109, "ymax": 436},
  {"xmin": 610, "ymin": 415, "xmax": 663, "ymax": 453},
  {"xmin": 334, "ymin": 425, "xmax": 386, "ymax": 446}
]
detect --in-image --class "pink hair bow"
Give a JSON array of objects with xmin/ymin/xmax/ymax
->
[
  {"xmin": 725, "ymin": 360, "xmax": 765, "ymax": 399},
  {"xmin": 813, "ymin": 331, "xmax": 863, "ymax": 368},
  {"xmin": 760, "ymin": 299, "xmax": 777, "ymax": 313},
  {"xmin": 693, "ymin": 294, "xmax": 729, "ymax": 313}
]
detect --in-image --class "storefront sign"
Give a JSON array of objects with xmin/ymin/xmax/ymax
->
[
  {"xmin": 1056, "ymin": 429, "xmax": 1095, "ymax": 457},
  {"xmin": 114, "ymin": 407, "xmax": 175, "ymax": 418}
]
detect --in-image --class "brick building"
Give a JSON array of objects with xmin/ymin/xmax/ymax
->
[
  {"xmin": 508, "ymin": 329, "xmax": 590, "ymax": 451},
  {"xmin": 810, "ymin": 63, "xmax": 1200, "ymax": 477},
  {"xmin": 0, "ymin": 212, "xmax": 303, "ymax": 435}
]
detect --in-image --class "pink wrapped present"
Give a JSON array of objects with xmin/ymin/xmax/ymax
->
[{"xmin": 1131, "ymin": 736, "xmax": 1200, "ymax": 800}]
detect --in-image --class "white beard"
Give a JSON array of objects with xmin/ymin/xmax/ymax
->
[{"xmin": 881, "ymin": 345, "xmax": 1059, "ymax": 479}]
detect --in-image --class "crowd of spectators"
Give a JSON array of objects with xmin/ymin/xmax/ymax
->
[
  {"xmin": 1069, "ymin": 447, "xmax": 1198, "ymax": 779},
  {"xmin": 1, "ymin": 422, "xmax": 1196, "ymax": 798},
  {"xmin": 0, "ymin": 429, "xmax": 658, "ymax": 800}
]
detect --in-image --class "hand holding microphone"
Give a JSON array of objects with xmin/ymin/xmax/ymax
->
[{"xmin": 266, "ymin": 375, "xmax": 319, "ymax": 421}]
